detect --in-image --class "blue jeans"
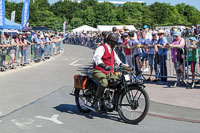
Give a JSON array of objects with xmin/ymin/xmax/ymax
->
[
  {"xmin": 159, "ymin": 54, "xmax": 167, "ymax": 82},
  {"xmin": 154, "ymin": 54, "xmax": 159, "ymax": 79},
  {"xmin": 34, "ymin": 44, "xmax": 40, "ymax": 61},
  {"xmin": 40, "ymin": 47, "xmax": 45, "ymax": 58},
  {"xmin": 0, "ymin": 53, "xmax": 6, "ymax": 66}
]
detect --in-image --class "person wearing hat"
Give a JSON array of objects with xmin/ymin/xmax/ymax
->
[
  {"xmin": 93, "ymin": 33, "xmax": 123, "ymax": 111},
  {"xmin": 187, "ymin": 37, "xmax": 198, "ymax": 87},
  {"xmin": 167, "ymin": 31, "xmax": 185, "ymax": 84},
  {"xmin": 40, "ymin": 35, "xmax": 45, "ymax": 61},
  {"xmin": 123, "ymin": 26, "xmax": 129, "ymax": 32},
  {"xmin": 155, "ymin": 30, "xmax": 168, "ymax": 84},
  {"xmin": 44, "ymin": 33, "xmax": 51, "ymax": 59},
  {"xmin": 143, "ymin": 25, "xmax": 152, "ymax": 40}
]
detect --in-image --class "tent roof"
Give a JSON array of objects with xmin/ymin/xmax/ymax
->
[
  {"xmin": 72, "ymin": 25, "xmax": 98, "ymax": 32},
  {"xmin": 2, "ymin": 18, "xmax": 22, "ymax": 30},
  {"xmin": 97, "ymin": 25, "xmax": 136, "ymax": 31}
]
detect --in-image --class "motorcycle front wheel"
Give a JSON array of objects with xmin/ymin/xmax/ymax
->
[{"xmin": 117, "ymin": 86, "xmax": 149, "ymax": 124}]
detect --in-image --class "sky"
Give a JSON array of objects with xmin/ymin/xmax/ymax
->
[{"xmin": 8, "ymin": 0, "xmax": 200, "ymax": 10}]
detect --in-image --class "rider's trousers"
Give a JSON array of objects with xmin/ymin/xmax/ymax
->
[{"xmin": 92, "ymin": 69, "xmax": 118, "ymax": 98}]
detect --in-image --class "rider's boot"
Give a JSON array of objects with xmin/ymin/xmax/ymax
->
[
  {"xmin": 94, "ymin": 98, "xmax": 101, "ymax": 112},
  {"xmin": 94, "ymin": 85, "xmax": 105, "ymax": 113}
]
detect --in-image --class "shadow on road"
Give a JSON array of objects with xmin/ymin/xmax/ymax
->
[
  {"xmin": 53, "ymin": 104, "xmax": 125, "ymax": 124},
  {"xmin": 76, "ymin": 63, "xmax": 93, "ymax": 75}
]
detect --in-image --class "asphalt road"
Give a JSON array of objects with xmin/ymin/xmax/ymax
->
[{"xmin": 0, "ymin": 44, "xmax": 199, "ymax": 133}]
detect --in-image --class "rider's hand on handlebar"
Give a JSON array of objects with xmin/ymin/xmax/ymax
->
[{"xmin": 98, "ymin": 63, "xmax": 113, "ymax": 71}]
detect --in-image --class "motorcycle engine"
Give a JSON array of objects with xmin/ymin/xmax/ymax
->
[{"xmin": 103, "ymin": 89, "xmax": 114, "ymax": 111}]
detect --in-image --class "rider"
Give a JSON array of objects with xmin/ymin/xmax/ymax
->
[{"xmin": 93, "ymin": 33, "xmax": 122, "ymax": 111}]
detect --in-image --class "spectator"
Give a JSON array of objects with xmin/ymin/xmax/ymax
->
[
  {"xmin": 168, "ymin": 31, "xmax": 185, "ymax": 84},
  {"xmin": 112, "ymin": 27, "xmax": 118, "ymax": 33},
  {"xmin": 155, "ymin": 30, "xmax": 168, "ymax": 84},
  {"xmin": 187, "ymin": 37, "xmax": 198, "ymax": 87},
  {"xmin": 138, "ymin": 31, "xmax": 151, "ymax": 72},
  {"xmin": 18, "ymin": 34, "xmax": 26, "ymax": 66},
  {"xmin": 122, "ymin": 32, "xmax": 132, "ymax": 67},
  {"xmin": 26, "ymin": 32, "xmax": 34, "ymax": 63},
  {"xmin": 147, "ymin": 31, "xmax": 158, "ymax": 81},
  {"xmin": 0, "ymin": 34, "xmax": 10, "ymax": 69},
  {"xmin": 115, "ymin": 28, "xmax": 126, "ymax": 64},
  {"xmin": 127, "ymin": 31, "xmax": 140, "ymax": 72},
  {"xmin": 143, "ymin": 25, "xmax": 152, "ymax": 40}
]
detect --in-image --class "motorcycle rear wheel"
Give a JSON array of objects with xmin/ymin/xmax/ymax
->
[
  {"xmin": 75, "ymin": 89, "xmax": 91, "ymax": 113},
  {"xmin": 117, "ymin": 86, "xmax": 149, "ymax": 124}
]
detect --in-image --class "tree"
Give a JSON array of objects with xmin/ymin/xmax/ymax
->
[{"xmin": 4, "ymin": 0, "xmax": 200, "ymax": 30}]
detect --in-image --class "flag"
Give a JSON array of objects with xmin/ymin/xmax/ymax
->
[
  {"xmin": 26, "ymin": 22, "xmax": 29, "ymax": 27},
  {"xmin": 21, "ymin": 0, "xmax": 30, "ymax": 28},
  {"xmin": 0, "ymin": 0, "xmax": 5, "ymax": 28},
  {"xmin": 11, "ymin": 11, "xmax": 16, "ymax": 22},
  {"xmin": 63, "ymin": 21, "xmax": 66, "ymax": 38}
]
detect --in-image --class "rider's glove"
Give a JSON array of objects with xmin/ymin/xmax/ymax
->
[{"xmin": 98, "ymin": 63, "xmax": 113, "ymax": 71}]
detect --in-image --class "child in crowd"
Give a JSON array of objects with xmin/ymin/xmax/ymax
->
[
  {"xmin": 187, "ymin": 37, "xmax": 198, "ymax": 87},
  {"xmin": 122, "ymin": 33, "xmax": 132, "ymax": 67}
]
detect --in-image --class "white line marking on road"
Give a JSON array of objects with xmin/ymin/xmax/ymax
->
[
  {"xmin": 64, "ymin": 58, "xmax": 69, "ymax": 61},
  {"xmin": 0, "ymin": 120, "xmax": 2, "ymax": 122},
  {"xmin": 0, "ymin": 111, "xmax": 2, "ymax": 116},
  {"xmin": 11, "ymin": 119, "xmax": 35, "ymax": 130},
  {"xmin": 35, "ymin": 114, "xmax": 63, "ymax": 125},
  {"xmin": 69, "ymin": 60, "xmax": 82, "ymax": 66}
]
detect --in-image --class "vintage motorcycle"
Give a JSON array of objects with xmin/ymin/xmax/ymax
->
[{"xmin": 71, "ymin": 65, "xmax": 149, "ymax": 124}]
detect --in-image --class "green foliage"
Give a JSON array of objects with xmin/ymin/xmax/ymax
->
[{"xmin": 4, "ymin": 0, "xmax": 200, "ymax": 31}]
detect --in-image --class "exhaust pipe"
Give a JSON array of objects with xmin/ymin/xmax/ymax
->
[{"xmin": 80, "ymin": 98, "xmax": 96, "ymax": 112}]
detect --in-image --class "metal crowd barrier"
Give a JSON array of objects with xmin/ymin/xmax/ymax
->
[
  {"xmin": 66, "ymin": 35, "xmax": 98, "ymax": 49},
  {"xmin": 131, "ymin": 39, "xmax": 200, "ymax": 88},
  {"xmin": 66, "ymin": 34, "xmax": 200, "ymax": 88},
  {"xmin": 0, "ymin": 41, "xmax": 63, "ymax": 71}
]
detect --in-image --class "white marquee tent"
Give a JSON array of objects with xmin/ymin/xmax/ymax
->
[
  {"xmin": 97, "ymin": 25, "xmax": 136, "ymax": 31},
  {"xmin": 72, "ymin": 25, "xmax": 98, "ymax": 32}
]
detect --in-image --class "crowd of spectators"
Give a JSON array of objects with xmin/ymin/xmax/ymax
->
[
  {"xmin": 0, "ymin": 31, "xmax": 64, "ymax": 71},
  {"xmin": 65, "ymin": 25, "xmax": 200, "ymax": 88}
]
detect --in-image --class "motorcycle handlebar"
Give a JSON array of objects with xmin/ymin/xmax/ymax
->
[{"xmin": 123, "ymin": 67, "xmax": 133, "ymax": 71}]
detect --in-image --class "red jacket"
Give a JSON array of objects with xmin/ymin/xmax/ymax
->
[
  {"xmin": 94, "ymin": 44, "xmax": 114, "ymax": 75},
  {"xmin": 123, "ymin": 40, "xmax": 131, "ymax": 55}
]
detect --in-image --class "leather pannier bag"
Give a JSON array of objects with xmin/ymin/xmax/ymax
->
[{"xmin": 74, "ymin": 75, "xmax": 89, "ymax": 90}]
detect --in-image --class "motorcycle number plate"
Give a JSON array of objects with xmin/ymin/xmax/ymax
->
[{"xmin": 124, "ymin": 75, "xmax": 130, "ymax": 81}]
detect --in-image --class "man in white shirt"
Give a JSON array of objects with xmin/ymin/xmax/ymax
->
[{"xmin": 93, "ymin": 33, "xmax": 122, "ymax": 111}]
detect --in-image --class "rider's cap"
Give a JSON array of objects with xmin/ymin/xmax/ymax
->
[{"xmin": 107, "ymin": 33, "xmax": 119, "ymax": 43}]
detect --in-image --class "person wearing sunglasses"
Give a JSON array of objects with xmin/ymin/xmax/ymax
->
[
  {"xmin": 155, "ymin": 30, "xmax": 168, "ymax": 84},
  {"xmin": 93, "ymin": 33, "xmax": 122, "ymax": 111},
  {"xmin": 167, "ymin": 31, "xmax": 185, "ymax": 85}
]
